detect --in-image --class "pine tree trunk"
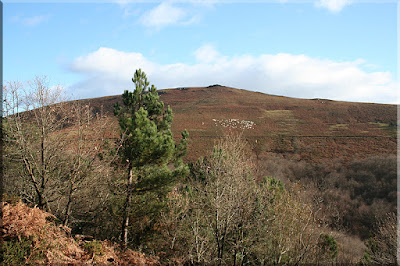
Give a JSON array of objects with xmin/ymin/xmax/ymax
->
[{"xmin": 121, "ymin": 166, "xmax": 134, "ymax": 248}]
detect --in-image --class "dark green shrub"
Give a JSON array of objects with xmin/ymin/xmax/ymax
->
[{"xmin": 318, "ymin": 233, "xmax": 338, "ymax": 260}]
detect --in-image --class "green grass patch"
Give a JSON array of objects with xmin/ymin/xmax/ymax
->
[
  {"xmin": 329, "ymin": 124, "xmax": 349, "ymax": 131},
  {"xmin": 260, "ymin": 110, "xmax": 293, "ymax": 119},
  {"xmin": 368, "ymin": 122, "xmax": 397, "ymax": 136},
  {"xmin": 1, "ymin": 236, "xmax": 33, "ymax": 264},
  {"xmin": 260, "ymin": 110, "xmax": 301, "ymax": 134}
]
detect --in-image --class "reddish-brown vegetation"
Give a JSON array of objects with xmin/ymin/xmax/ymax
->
[
  {"xmin": 1, "ymin": 201, "xmax": 159, "ymax": 265},
  {"xmin": 80, "ymin": 85, "xmax": 397, "ymax": 163}
]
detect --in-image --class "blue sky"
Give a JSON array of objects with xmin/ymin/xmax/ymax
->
[{"xmin": 3, "ymin": 0, "xmax": 399, "ymax": 103}]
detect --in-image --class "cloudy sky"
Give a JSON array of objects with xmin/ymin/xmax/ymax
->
[{"xmin": 4, "ymin": 0, "xmax": 399, "ymax": 103}]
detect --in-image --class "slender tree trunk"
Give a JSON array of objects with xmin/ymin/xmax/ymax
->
[
  {"xmin": 121, "ymin": 165, "xmax": 134, "ymax": 248},
  {"xmin": 63, "ymin": 181, "xmax": 74, "ymax": 226},
  {"xmin": 40, "ymin": 122, "xmax": 50, "ymax": 212},
  {"xmin": 63, "ymin": 117, "xmax": 82, "ymax": 226},
  {"xmin": 22, "ymin": 156, "xmax": 49, "ymax": 211}
]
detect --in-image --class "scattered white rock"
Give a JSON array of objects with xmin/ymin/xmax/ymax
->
[{"xmin": 213, "ymin": 118, "xmax": 256, "ymax": 129}]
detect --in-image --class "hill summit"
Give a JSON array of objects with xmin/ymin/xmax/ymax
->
[{"xmin": 80, "ymin": 85, "xmax": 397, "ymax": 162}]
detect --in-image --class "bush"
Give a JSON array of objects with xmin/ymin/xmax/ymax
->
[
  {"xmin": 83, "ymin": 240, "xmax": 104, "ymax": 257},
  {"xmin": 363, "ymin": 212, "xmax": 397, "ymax": 264},
  {"xmin": 1, "ymin": 235, "xmax": 39, "ymax": 264},
  {"xmin": 158, "ymin": 135, "xmax": 326, "ymax": 264},
  {"xmin": 318, "ymin": 233, "xmax": 338, "ymax": 261}
]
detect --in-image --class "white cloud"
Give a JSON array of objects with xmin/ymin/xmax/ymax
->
[
  {"xmin": 139, "ymin": 2, "xmax": 196, "ymax": 29},
  {"xmin": 12, "ymin": 14, "xmax": 50, "ymax": 27},
  {"xmin": 67, "ymin": 46, "xmax": 398, "ymax": 104},
  {"xmin": 314, "ymin": 0, "xmax": 353, "ymax": 13},
  {"xmin": 194, "ymin": 44, "xmax": 226, "ymax": 63},
  {"xmin": 70, "ymin": 47, "xmax": 154, "ymax": 77}
]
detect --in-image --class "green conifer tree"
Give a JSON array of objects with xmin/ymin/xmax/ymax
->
[{"xmin": 114, "ymin": 69, "xmax": 189, "ymax": 248}]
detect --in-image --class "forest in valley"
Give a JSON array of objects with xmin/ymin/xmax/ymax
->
[{"xmin": 2, "ymin": 71, "xmax": 397, "ymax": 264}]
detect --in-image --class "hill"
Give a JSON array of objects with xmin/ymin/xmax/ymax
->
[
  {"xmin": 3, "ymin": 84, "xmax": 396, "ymax": 262},
  {"xmin": 79, "ymin": 85, "xmax": 397, "ymax": 163}
]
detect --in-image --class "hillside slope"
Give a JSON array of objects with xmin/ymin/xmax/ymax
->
[
  {"xmin": 79, "ymin": 85, "xmax": 397, "ymax": 162},
  {"xmin": 1, "ymin": 201, "xmax": 159, "ymax": 264}
]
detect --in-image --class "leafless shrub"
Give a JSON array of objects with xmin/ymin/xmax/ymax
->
[
  {"xmin": 363, "ymin": 212, "xmax": 397, "ymax": 264},
  {"xmin": 3, "ymin": 77, "xmax": 114, "ymax": 233},
  {"xmin": 3, "ymin": 77, "xmax": 68, "ymax": 211},
  {"xmin": 159, "ymin": 134, "xmax": 331, "ymax": 265}
]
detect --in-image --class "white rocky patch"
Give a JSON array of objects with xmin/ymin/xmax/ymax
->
[{"xmin": 213, "ymin": 118, "xmax": 256, "ymax": 129}]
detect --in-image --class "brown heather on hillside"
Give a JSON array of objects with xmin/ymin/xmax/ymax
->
[
  {"xmin": 3, "ymin": 85, "xmax": 396, "ymax": 263},
  {"xmin": 1, "ymin": 201, "xmax": 159, "ymax": 265},
  {"xmin": 77, "ymin": 85, "xmax": 397, "ymax": 163}
]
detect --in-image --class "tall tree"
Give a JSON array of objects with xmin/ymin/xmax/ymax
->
[
  {"xmin": 114, "ymin": 69, "xmax": 189, "ymax": 248},
  {"xmin": 3, "ymin": 77, "xmax": 68, "ymax": 211},
  {"xmin": 60, "ymin": 101, "xmax": 111, "ymax": 226}
]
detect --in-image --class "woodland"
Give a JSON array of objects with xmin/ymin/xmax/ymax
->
[{"xmin": 1, "ymin": 71, "xmax": 397, "ymax": 264}]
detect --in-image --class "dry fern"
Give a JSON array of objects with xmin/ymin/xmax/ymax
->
[{"xmin": 1, "ymin": 201, "xmax": 159, "ymax": 265}]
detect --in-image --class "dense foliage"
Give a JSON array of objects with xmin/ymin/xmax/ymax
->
[{"xmin": 260, "ymin": 154, "xmax": 397, "ymax": 240}]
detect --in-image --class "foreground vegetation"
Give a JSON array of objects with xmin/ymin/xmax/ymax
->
[
  {"xmin": 1, "ymin": 201, "xmax": 159, "ymax": 264},
  {"xmin": 2, "ymin": 72, "xmax": 397, "ymax": 264}
]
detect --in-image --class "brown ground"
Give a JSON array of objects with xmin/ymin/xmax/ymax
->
[{"xmin": 81, "ymin": 85, "xmax": 397, "ymax": 163}]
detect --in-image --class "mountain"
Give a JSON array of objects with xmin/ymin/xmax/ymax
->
[{"xmin": 79, "ymin": 85, "xmax": 397, "ymax": 163}]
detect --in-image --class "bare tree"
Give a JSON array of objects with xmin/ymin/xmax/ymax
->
[
  {"xmin": 60, "ymin": 102, "xmax": 100, "ymax": 225},
  {"xmin": 159, "ymin": 134, "xmax": 329, "ymax": 265},
  {"xmin": 363, "ymin": 212, "xmax": 397, "ymax": 264},
  {"xmin": 3, "ymin": 77, "xmax": 116, "ymax": 234},
  {"xmin": 3, "ymin": 77, "xmax": 68, "ymax": 211},
  {"xmin": 202, "ymin": 135, "xmax": 256, "ymax": 264}
]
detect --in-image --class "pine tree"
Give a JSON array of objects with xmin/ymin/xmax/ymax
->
[{"xmin": 114, "ymin": 69, "xmax": 189, "ymax": 248}]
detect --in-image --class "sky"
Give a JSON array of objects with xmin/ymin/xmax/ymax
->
[{"xmin": 3, "ymin": 0, "xmax": 399, "ymax": 104}]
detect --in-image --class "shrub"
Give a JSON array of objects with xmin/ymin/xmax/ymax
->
[
  {"xmin": 83, "ymin": 240, "xmax": 104, "ymax": 257},
  {"xmin": 1, "ymin": 235, "xmax": 43, "ymax": 264},
  {"xmin": 363, "ymin": 212, "xmax": 397, "ymax": 264},
  {"xmin": 158, "ymin": 135, "xmax": 326, "ymax": 264},
  {"xmin": 318, "ymin": 233, "xmax": 338, "ymax": 261}
]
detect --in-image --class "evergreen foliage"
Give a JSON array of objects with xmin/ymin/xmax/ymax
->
[
  {"xmin": 113, "ymin": 69, "xmax": 189, "ymax": 248},
  {"xmin": 1, "ymin": 236, "xmax": 36, "ymax": 264},
  {"xmin": 317, "ymin": 233, "xmax": 338, "ymax": 261}
]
